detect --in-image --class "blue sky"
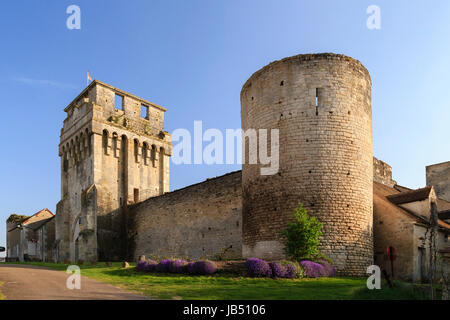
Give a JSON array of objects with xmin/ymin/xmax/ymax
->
[{"xmin": 1, "ymin": 0, "xmax": 449, "ymax": 254}]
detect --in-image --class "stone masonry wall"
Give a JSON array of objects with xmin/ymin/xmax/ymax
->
[
  {"xmin": 373, "ymin": 183, "xmax": 415, "ymax": 281},
  {"xmin": 241, "ymin": 53, "xmax": 374, "ymax": 276},
  {"xmin": 426, "ymin": 161, "xmax": 450, "ymax": 202},
  {"xmin": 131, "ymin": 171, "xmax": 242, "ymax": 261},
  {"xmin": 44, "ymin": 218, "xmax": 56, "ymax": 262},
  {"xmin": 373, "ymin": 157, "xmax": 397, "ymax": 187},
  {"xmin": 57, "ymin": 80, "xmax": 172, "ymax": 262}
]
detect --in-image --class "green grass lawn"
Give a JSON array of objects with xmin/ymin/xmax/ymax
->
[{"xmin": 2, "ymin": 262, "xmax": 429, "ymax": 300}]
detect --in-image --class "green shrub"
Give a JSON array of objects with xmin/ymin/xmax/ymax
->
[
  {"xmin": 312, "ymin": 253, "xmax": 333, "ymax": 265},
  {"xmin": 279, "ymin": 203, "xmax": 323, "ymax": 261}
]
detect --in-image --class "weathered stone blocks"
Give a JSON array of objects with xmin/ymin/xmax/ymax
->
[{"xmin": 241, "ymin": 53, "xmax": 374, "ymax": 276}]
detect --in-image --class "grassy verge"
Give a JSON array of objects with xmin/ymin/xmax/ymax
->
[{"xmin": 4, "ymin": 262, "xmax": 428, "ymax": 300}]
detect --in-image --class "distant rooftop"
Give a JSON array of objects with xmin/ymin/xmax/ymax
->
[{"xmin": 386, "ymin": 186, "xmax": 432, "ymax": 205}]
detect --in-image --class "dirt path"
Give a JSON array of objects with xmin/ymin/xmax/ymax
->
[{"xmin": 0, "ymin": 264, "xmax": 148, "ymax": 300}]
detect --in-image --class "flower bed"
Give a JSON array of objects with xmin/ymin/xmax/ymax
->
[
  {"xmin": 169, "ymin": 259, "xmax": 187, "ymax": 273},
  {"xmin": 136, "ymin": 260, "xmax": 148, "ymax": 272},
  {"xmin": 317, "ymin": 259, "xmax": 336, "ymax": 277},
  {"xmin": 191, "ymin": 261, "xmax": 217, "ymax": 275},
  {"xmin": 246, "ymin": 258, "xmax": 272, "ymax": 277},
  {"xmin": 299, "ymin": 260, "xmax": 327, "ymax": 278},
  {"xmin": 245, "ymin": 258, "xmax": 335, "ymax": 279},
  {"xmin": 136, "ymin": 257, "xmax": 334, "ymax": 279},
  {"xmin": 156, "ymin": 259, "xmax": 172, "ymax": 273},
  {"xmin": 136, "ymin": 259, "xmax": 217, "ymax": 275}
]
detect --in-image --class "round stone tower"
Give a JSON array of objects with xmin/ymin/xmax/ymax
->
[{"xmin": 241, "ymin": 53, "xmax": 373, "ymax": 276}]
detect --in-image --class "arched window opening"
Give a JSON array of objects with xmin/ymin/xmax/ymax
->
[{"xmin": 142, "ymin": 142, "xmax": 149, "ymax": 165}]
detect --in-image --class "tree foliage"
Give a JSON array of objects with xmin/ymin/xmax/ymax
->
[{"xmin": 280, "ymin": 203, "xmax": 323, "ymax": 261}]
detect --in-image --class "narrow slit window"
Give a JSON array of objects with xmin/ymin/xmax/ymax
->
[
  {"xmin": 102, "ymin": 130, "xmax": 109, "ymax": 155},
  {"xmin": 151, "ymin": 145, "xmax": 157, "ymax": 167},
  {"xmin": 140, "ymin": 104, "xmax": 149, "ymax": 120},
  {"xmin": 115, "ymin": 94, "xmax": 124, "ymax": 110},
  {"xmin": 315, "ymin": 88, "xmax": 320, "ymax": 116},
  {"xmin": 134, "ymin": 139, "xmax": 139, "ymax": 162}
]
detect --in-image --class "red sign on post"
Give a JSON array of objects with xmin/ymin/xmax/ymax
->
[
  {"xmin": 387, "ymin": 246, "xmax": 396, "ymax": 261},
  {"xmin": 387, "ymin": 246, "xmax": 396, "ymax": 277}
]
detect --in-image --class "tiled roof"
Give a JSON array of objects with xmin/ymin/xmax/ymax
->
[
  {"xmin": 374, "ymin": 182, "xmax": 450, "ymax": 232},
  {"xmin": 386, "ymin": 187, "xmax": 432, "ymax": 205},
  {"xmin": 439, "ymin": 210, "xmax": 450, "ymax": 220},
  {"xmin": 374, "ymin": 182, "xmax": 427, "ymax": 224},
  {"xmin": 393, "ymin": 185, "xmax": 412, "ymax": 193},
  {"xmin": 21, "ymin": 208, "xmax": 54, "ymax": 225}
]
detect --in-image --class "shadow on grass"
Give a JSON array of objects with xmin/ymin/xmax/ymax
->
[{"xmin": 350, "ymin": 280, "xmax": 430, "ymax": 300}]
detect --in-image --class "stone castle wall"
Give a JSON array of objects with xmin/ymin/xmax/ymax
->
[
  {"xmin": 373, "ymin": 157, "xmax": 397, "ymax": 187},
  {"xmin": 54, "ymin": 55, "xmax": 381, "ymax": 274},
  {"xmin": 131, "ymin": 171, "xmax": 242, "ymax": 261},
  {"xmin": 240, "ymin": 53, "xmax": 374, "ymax": 276},
  {"xmin": 130, "ymin": 157, "xmax": 393, "ymax": 265},
  {"xmin": 426, "ymin": 161, "xmax": 450, "ymax": 202}
]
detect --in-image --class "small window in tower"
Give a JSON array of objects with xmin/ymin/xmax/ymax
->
[
  {"xmin": 134, "ymin": 139, "xmax": 139, "ymax": 162},
  {"xmin": 151, "ymin": 145, "xmax": 157, "ymax": 167},
  {"xmin": 102, "ymin": 130, "xmax": 109, "ymax": 155},
  {"xmin": 134, "ymin": 188, "xmax": 139, "ymax": 203},
  {"xmin": 141, "ymin": 104, "xmax": 149, "ymax": 120},
  {"xmin": 315, "ymin": 88, "xmax": 320, "ymax": 116},
  {"xmin": 115, "ymin": 94, "xmax": 124, "ymax": 110}
]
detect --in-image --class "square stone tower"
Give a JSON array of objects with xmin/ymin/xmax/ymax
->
[{"xmin": 56, "ymin": 80, "xmax": 172, "ymax": 262}]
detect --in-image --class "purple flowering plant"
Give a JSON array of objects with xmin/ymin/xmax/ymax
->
[
  {"xmin": 186, "ymin": 261, "xmax": 196, "ymax": 274},
  {"xmin": 246, "ymin": 258, "xmax": 272, "ymax": 278},
  {"xmin": 136, "ymin": 260, "xmax": 148, "ymax": 272},
  {"xmin": 300, "ymin": 260, "xmax": 327, "ymax": 278},
  {"xmin": 280, "ymin": 260, "xmax": 301, "ymax": 278},
  {"xmin": 156, "ymin": 259, "xmax": 173, "ymax": 273},
  {"xmin": 144, "ymin": 259, "xmax": 158, "ymax": 272},
  {"xmin": 318, "ymin": 259, "xmax": 336, "ymax": 277},
  {"xmin": 194, "ymin": 261, "xmax": 218, "ymax": 275},
  {"xmin": 269, "ymin": 262, "xmax": 286, "ymax": 278},
  {"xmin": 169, "ymin": 259, "xmax": 188, "ymax": 273}
]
